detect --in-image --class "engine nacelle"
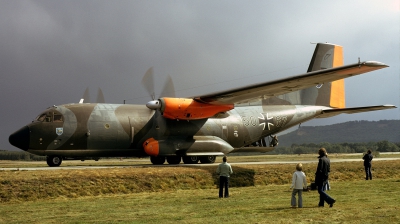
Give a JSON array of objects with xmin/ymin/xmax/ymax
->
[
  {"xmin": 142, "ymin": 136, "xmax": 234, "ymax": 157},
  {"xmin": 146, "ymin": 97, "xmax": 234, "ymax": 120}
]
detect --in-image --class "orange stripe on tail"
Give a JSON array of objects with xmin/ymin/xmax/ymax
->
[{"xmin": 330, "ymin": 45, "xmax": 345, "ymax": 108}]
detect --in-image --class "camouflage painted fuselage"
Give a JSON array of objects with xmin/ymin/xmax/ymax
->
[{"xmin": 14, "ymin": 103, "xmax": 326, "ymax": 158}]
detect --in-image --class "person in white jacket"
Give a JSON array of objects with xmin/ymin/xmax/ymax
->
[{"xmin": 290, "ymin": 163, "xmax": 308, "ymax": 208}]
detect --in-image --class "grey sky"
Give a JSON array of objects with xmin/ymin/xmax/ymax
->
[{"xmin": 1, "ymin": 0, "xmax": 399, "ymax": 150}]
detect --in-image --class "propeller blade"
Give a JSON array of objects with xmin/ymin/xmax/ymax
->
[
  {"xmin": 141, "ymin": 67, "xmax": 155, "ymax": 100},
  {"xmin": 96, "ymin": 88, "xmax": 105, "ymax": 103},
  {"xmin": 159, "ymin": 75, "xmax": 176, "ymax": 98},
  {"xmin": 80, "ymin": 87, "xmax": 90, "ymax": 103}
]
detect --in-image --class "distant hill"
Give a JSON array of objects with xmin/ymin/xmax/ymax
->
[{"xmin": 278, "ymin": 120, "xmax": 400, "ymax": 146}]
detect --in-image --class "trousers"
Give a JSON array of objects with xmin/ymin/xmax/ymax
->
[
  {"xmin": 364, "ymin": 165, "xmax": 372, "ymax": 180},
  {"xmin": 219, "ymin": 176, "xmax": 229, "ymax": 198},
  {"xmin": 291, "ymin": 189, "xmax": 303, "ymax": 208},
  {"xmin": 317, "ymin": 181, "xmax": 335, "ymax": 206}
]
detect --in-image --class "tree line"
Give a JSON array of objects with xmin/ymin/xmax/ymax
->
[
  {"xmin": 0, "ymin": 150, "xmax": 46, "ymax": 161},
  {"xmin": 270, "ymin": 140, "xmax": 400, "ymax": 155}
]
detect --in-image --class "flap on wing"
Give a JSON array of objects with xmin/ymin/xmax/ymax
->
[
  {"xmin": 194, "ymin": 61, "xmax": 388, "ymax": 105},
  {"xmin": 317, "ymin": 105, "xmax": 397, "ymax": 118}
]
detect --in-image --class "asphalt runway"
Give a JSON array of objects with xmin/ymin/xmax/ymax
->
[{"xmin": 1, "ymin": 157, "xmax": 399, "ymax": 171}]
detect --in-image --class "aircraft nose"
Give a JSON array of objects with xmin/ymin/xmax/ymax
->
[{"xmin": 9, "ymin": 126, "xmax": 30, "ymax": 150}]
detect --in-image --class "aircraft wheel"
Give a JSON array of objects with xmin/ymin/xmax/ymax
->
[
  {"xmin": 166, "ymin": 156, "xmax": 181, "ymax": 164},
  {"xmin": 200, "ymin": 156, "xmax": 216, "ymax": 164},
  {"xmin": 150, "ymin": 156, "xmax": 165, "ymax": 165},
  {"xmin": 182, "ymin": 156, "xmax": 199, "ymax": 164},
  {"xmin": 46, "ymin": 156, "xmax": 62, "ymax": 167}
]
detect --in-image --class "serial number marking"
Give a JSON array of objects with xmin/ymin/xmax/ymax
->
[{"xmin": 242, "ymin": 116, "xmax": 257, "ymax": 127}]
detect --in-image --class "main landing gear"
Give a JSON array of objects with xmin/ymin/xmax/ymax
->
[
  {"xmin": 150, "ymin": 155, "xmax": 216, "ymax": 165},
  {"xmin": 46, "ymin": 156, "xmax": 63, "ymax": 167}
]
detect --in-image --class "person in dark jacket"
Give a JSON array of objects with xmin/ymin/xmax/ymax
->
[
  {"xmin": 315, "ymin": 148, "xmax": 336, "ymax": 207},
  {"xmin": 363, "ymin": 150, "xmax": 373, "ymax": 180}
]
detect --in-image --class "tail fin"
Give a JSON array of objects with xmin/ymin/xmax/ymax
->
[
  {"xmin": 302, "ymin": 43, "xmax": 345, "ymax": 108},
  {"xmin": 263, "ymin": 43, "xmax": 345, "ymax": 108}
]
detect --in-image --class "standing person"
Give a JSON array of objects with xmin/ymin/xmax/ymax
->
[
  {"xmin": 270, "ymin": 135, "xmax": 279, "ymax": 147},
  {"xmin": 363, "ymin": 150, "xmax": 373, "ymax": 180},
  {"xmin": 216, "ymin": 156, "xmax": 233, "ymax": 198},
  {"xmin": 315, "ymin": 148, "xmax": 336, "ymax": 207},
  {"xmin": 290, "ymin": 163, "xmax": 308, "ymax": 208}
]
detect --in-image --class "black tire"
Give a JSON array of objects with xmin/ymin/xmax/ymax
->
[
  {"xmin": 199, "ymin": 156, "xmax": 216, "ymax": 164},
  {"xmin": 166, "ymin": 156, "xmax": 181, "ymax": 164},
  {"xmin": 150, "ymin": 156, "xmax": 165, "ymax": 165},
  {"xmin": 46, "ymin": 156, "xmax": 63, "ymax": 167},
  {"xmin": 182, "ymin": 156, "xmax": 199, "ymax": 164}
]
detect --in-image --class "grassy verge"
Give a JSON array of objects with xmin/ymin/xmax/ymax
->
[
  {"xmin": 1, "ymin": 160, "xmax": 400, "ymax": 202},
  {"xmin": 0, "ymin": 179, "xmax": 399, "ymax": 223},
  {"xmin": 1, "ymin": 158, "xmax": 400, "ymax": 223}
]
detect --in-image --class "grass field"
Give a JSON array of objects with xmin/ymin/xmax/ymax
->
[
  {"xmin": 1, "ymin": 178, "xmax": 399, "ymax": 223},
  {"xmin": 1, "ymin": 155, "xmax": 400, "ymax": 223}
]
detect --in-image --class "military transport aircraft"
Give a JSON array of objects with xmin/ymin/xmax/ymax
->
[{"xmin": 9, "ymin": 43, "xmax": 396, "ymax": 167}]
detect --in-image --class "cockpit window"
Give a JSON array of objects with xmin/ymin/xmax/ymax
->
[
  {"xmin": 35, "ymin": 112, "xmax": 63, "ymax": 122},
  {"xmin": 36, "ymin": 114, "xmax": 47, "ymax": 122},
  {"xmin": 54, "ymin": 114, "xmax": 63, "ymax": 122}
]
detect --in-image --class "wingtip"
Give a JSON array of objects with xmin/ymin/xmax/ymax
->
[
  {"xmin": 363, "ymin": 61, "xmax": 389, "ymax": 67},
  {"xmin": 383, "ymin": 104, "xmax": 397, "ymax": 108}
]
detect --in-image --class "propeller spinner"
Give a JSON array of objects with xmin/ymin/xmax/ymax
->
[{"xmin": 141, "ymin": 67, "xmax": 175, "ymax": 110}]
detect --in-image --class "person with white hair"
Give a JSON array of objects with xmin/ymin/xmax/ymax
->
[{"xmin": 290, "ymin": 163, "xmax": 308, "ymax": 208}]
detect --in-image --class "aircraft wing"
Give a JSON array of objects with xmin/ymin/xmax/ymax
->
[
  {"xmin": 194, "ymin": 61, "xmax": 388, "ymax": 105},
  {"xmin": 317, "ymin": 105, "xmax": 397, "ymax": 118}
]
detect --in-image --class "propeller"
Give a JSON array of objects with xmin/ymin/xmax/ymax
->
[
  {"xmin": 79, "ymin": 87, "xmax": 105, "ymax": 103},
  {"xmin": 141, "ymin": 67, "xmax": 176, "ymax": 110},
  {"xmin": 79, "ymin": 87, "xmax": 90, "ymax": 103},
  {"xmin": 141, "ymin": 67, "xmax": 155, "ymax": 100},
  {"xmin": 96, "ymin": 88, "xmax": 105, "ymax": 103}
]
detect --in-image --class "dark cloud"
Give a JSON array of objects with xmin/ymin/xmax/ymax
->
[{"xmin": 1, "ymin": 0, "xmax": 399, "ymax": 150}]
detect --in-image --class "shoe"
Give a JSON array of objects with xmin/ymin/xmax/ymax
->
[
  {"xmin": 318, "ymin": 205, "xmax": 324, "ymax": 207},
  {"xmin": 329, "ymin": 200, "xmax": 336, "ymax": 208}
]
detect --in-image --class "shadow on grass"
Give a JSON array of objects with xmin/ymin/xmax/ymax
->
[{"xmin": 255, "ymin": 205, "xmax": 320, "ymax": 212}]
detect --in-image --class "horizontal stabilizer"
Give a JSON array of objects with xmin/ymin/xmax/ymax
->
[{"xmin": 318, "ymin": 105, "xmax": 397, "ymax": 118}]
